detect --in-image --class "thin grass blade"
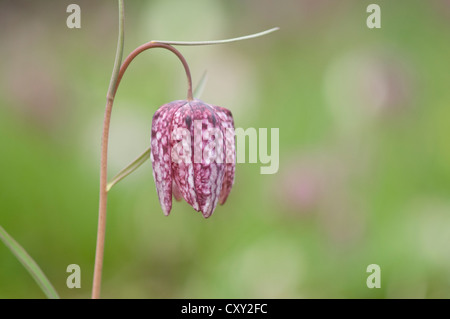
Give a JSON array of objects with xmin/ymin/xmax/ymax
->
[
  {"xmin": 0, "ymin": 225, "xmax": 60, "ymax": 299},
  {"xmin": 152, "ymin": 27, "xmax": 279, "ymax": 46}
]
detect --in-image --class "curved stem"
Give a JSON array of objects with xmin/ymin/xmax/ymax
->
[
  {"xmin": 92, "ymin": 0, "xmax": 124, "ymax": 300},
  {"xmin": 93, "ymin": 24, "xmax": 193, "ymax": 301},
  {"xmin": 106, "ymin": 71, "xmax": 208, "ymax": 192},
  {"xmin": 114, "ymin": 42, "xmax": 193, "ymax": 101}
]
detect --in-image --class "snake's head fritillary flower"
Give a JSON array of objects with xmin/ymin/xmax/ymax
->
[{"xmin": 150, "ymin": 99, "xmax": 235, "ymax": 218}]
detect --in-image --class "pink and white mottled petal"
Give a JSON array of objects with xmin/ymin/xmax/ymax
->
[
  {"xmin": 191, "ymin": 100, "xmax": 226, "ymax": 218},
  {"xmin": 151, "ymin": 99, "xmax": 234, "ymax": 218},
  {"xmin": 213, "ymin": 106, "xmax": 236, "ymax": 205},
  {"xmin": 172, "ymin": 180, "xmax": 182, "ymax": 201},
  {"xmin": 150, "ymin": 100, "xmax": 185, "ymax": 216},
  {"xmin": 171, "ymin": 103, "xmax": 200, "ymax": 211}
]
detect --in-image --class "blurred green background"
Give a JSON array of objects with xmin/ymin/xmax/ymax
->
[{"xmin": 1, "ymin": 0, "xmax": 450, "ymax": 298}]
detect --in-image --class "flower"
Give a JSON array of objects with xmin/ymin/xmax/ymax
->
[{"xmin": 150, "ymin": 99, "xmax": 235, "ymax": 218}]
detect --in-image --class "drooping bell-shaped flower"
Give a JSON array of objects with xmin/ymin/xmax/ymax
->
[{"xmin": 150, "ymin": 99, "xmax": 235, "ymax": 218}]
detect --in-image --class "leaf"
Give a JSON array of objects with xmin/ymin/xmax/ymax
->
[
  {"xmin": 0, "ymin": 225, "xmax": 60, "ymax": 299},
  {"xmin": 152, "ymin": 27, "xmax": 279, "ymax": 46},
  {"xmin": 107, "ymin": 146, "xmax": 150, "ymax": 191},
  {"xmin": 193, "ymin": 71, "xmax": 208, "ymax": 100}
]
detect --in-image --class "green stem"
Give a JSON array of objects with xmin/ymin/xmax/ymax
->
[
  {"xmin": 92, "ymin": 0, "xmax": 124, "ymax": 300},
  {"xmin": 107, "ymin": 0, "xmax": 125, "ymax": 100}
]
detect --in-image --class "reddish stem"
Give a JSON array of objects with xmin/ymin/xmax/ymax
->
[
  {"xmin": 114, "ymin": 42, "xmax": 193, "ymax": 100},
  {"xmin": 93, "ymin": 42, "xmax": 192, "ymax": 299}
]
